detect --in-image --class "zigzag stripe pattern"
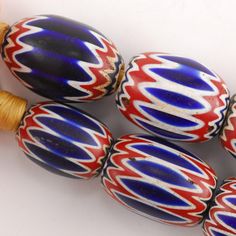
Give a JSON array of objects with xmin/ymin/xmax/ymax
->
[
  {"xmin": 101, "ymin": 134, "xmax": 217, "ymax": 226},
  {"xmin": 116, "ymin": 52, "xmax": 229, "ymax": 142},
  {"xmin": 68, "ymin": 30, "xmax": 124, "ymax": 101},
  {"xmin": 16, "ymin": 102, "xmax": 113, "ymax": 179},
  {"xmin": 2, "ymin": 15, "xmax": 124, "ymax": 102},
  {"xmin": 2, "ymin": 16, "xmax": 45, "ymax": 88},
  {"xmin": 220, "ymin": 95, "xmax": 236, "ymax": 158},
  {"xmin": 203, "ymin": 177, "xmax": 236, "ymax": 236}
]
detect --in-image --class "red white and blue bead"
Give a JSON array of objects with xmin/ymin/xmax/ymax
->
[
  {"xmin": 203, "ymin": 177, "xmax": 236, "ymax": 236},
  {"xmin": 17, "ymin": 102, "xmax": 113, "ymax": 179},
  {"xmin": 1, "ymin": 15, "xmax": 124, "ymax": 102},
  {"xmin": 116, "ymin": 52, "xmax": 230, "ymax": 142},
  {"xmin": 101, "ymin": 134, "xmax": 217, "ymax": 226},
  {"xmin": 220, "ymin": 94, "xmax": 236, "ymax": 158},
  {"xmin": 0, "ymin": 13, "xmax": 236, "ymax": 236}
]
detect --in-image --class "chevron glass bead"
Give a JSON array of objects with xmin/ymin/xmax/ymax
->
[
  {"xmin": 1, "ymin": 15, "xmax": 124, "ymax": 102},
  {"xmin": 16, "ymin": 102, "xmax": 113, "ymax": 179},
  {"xmin": 116, "ymin": 52, "xmax": 230, "ymax": 142},
  {"xmin": 101, "ymin": 134, "xmax": 217, "ymax": 226}
]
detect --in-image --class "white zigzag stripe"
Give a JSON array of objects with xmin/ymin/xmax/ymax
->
[
  {"xmin": 4, "ymin": 16, "xmax": 122, "ymax": 101},
  {"xmin": 19, "ymin": 103, "xmax": 111, "ymax": 178},
  {"xmin": 221, "ymin": 96, "xmax": 236, "ymax": 142},
  {"xmin": 215, "ymin": 211, "xmax": 236, "ymax": 232},
  {"xmin": 66, "ymin": 30, "xmax": 121, "ymax": 101},
  {"xmin": 204, "ymin": 178, "xmax": 236, "ymax": 236},
  {"xmin": 3, "ymin": 16, "xmax": 47, "ymax": 88},
  {"xmin": 206, "ymin": 89, "xmax": 229, "ymax": 139},
  {"xmin": 131, "ymin": 113, "xmax": 198, "ymax": 140},
  {"xmin": 208, "ymin": 226, "xmax": 235, "ymax": 236},
  {"xmin": 117, "ymin": 53, "xmax": 146, "ymax": 112},
  {"xmin": 105, "ymin": 135, "xmax": 216, "ymax": 225},
  {"xmin": 118, "ymin": 53, "xmax": 229, "ymax": 140},
  {"xmin": 133, "ymin": 135, "xmax": 215, "ymax": 183},
  {"xmin": 112, "ymin": 190, "xmax": 191, "ymax": 225}
]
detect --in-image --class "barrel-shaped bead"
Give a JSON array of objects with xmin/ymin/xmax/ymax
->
[
  {"xmin": 220, "ymin": 94, "xmax": 236, "ymax": 158},
  {"xmin": 116, "ymin": 52, "xmax": 230, "ymax": 142},
  {"xmin": 101, "ymin": 134, "xmax": 217, "ymax": 226},
  {"xmin": 2, "ymin": 15, "xmax": 124, "ymax": 102},
  {"xmin": 17, "ymin": 102, "xmax": 113, "ymax": 179},
  {"xmin": 203, "ymin": 177, "xmax": 236, "ymax": 236}
]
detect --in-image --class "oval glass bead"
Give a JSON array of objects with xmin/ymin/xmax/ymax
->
[
  {"xmin": 101, "ymin": 134, "xmax": 217, "ymax": 226},
  {"xmin": 116, "ymin": 52, "xmax": 230, "ymax": 142},
  {"xmin": 16, "ymin": 102, "xmax": 113, "ymax": 179},
  {"xmin": 220, "ymin": 94, "xmax": 236, "ymax": 158},
  {"xmin": 2, "ymin": 15, "xmax": 124, "ymax": 102},
  {"xmin": 203, "ymin": 177, "xmax": 236, "ymax": 236}
]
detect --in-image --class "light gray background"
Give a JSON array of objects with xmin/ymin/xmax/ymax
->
[{"xmin": 0, "ymin": 0, "xmax": 236, "ymax": 235}]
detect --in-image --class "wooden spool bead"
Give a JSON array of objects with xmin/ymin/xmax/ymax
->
[
  {"xmin": 0, "ymin": 91, "xmax": 113, "ymax": 179},
  {"xmin": 0, "ymin": 91, "xmax": 27, "ymax": 131},
  {"xmin": 0, "ymin": 22, "xmax": 9, "ymax": 46},
  {"xmin": 1, "ymin": 15, "xmax": 124, "ymax": 102}
]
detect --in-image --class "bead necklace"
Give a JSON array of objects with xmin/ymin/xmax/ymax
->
[{"xmin": 0, "ymin": 15, "xmax": 235, "ymax": 236}]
